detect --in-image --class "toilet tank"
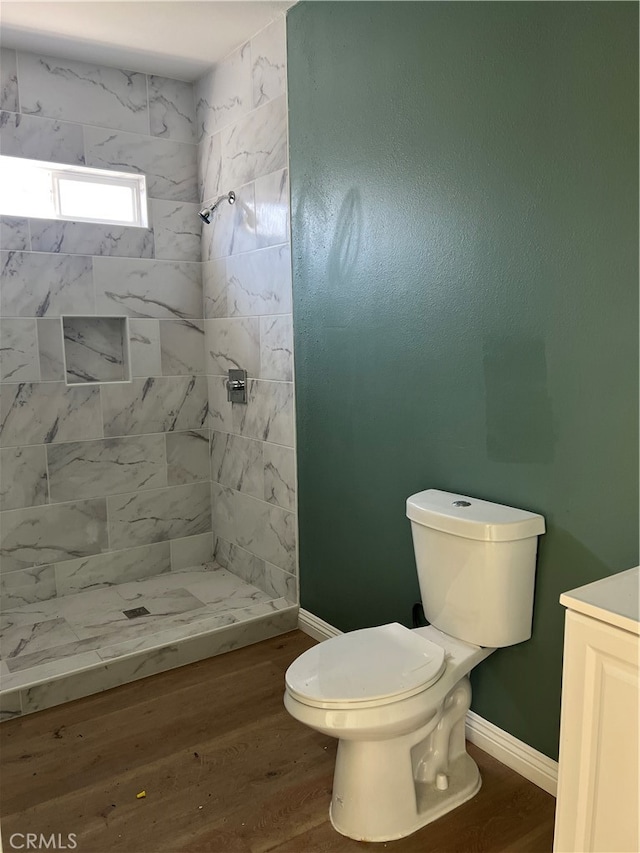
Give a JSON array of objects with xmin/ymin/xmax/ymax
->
[{"xmin": 406, "ymin": 490, "xmax": 545, "ymax": 648}]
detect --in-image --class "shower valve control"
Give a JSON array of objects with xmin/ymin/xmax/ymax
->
[{"xmin": 226, "ymin": 369, "xmax": 247, "ymax": 404}]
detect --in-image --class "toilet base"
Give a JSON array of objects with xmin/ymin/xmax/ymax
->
[
  {"xmin": 415, "ymin": 751, "xmax": 482, "ymax": 826},
  {"xmin": 327, "ymin": 676, "xmax": 478, "ymax": 842},
  {"xmin": 329, "ymin": 754, "xmax": 482, "ymax": 841},
  {"xmin": 329, "ymin": 750, "xmax": 481, "ymax": 842}
]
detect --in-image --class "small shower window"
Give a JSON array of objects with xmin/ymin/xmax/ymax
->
[{"xmin": 0, "ymin": 155, "xmax": 148, "ymax": 227}]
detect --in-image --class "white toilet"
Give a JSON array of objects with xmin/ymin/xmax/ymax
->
[{"xmin": 284, "ymin": 489, "xmax": 545, "ymax": 842}]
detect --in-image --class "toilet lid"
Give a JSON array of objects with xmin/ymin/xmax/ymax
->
[{"xmin": 285, "ymin": 623, "xmax": 446, "ymax": 709}]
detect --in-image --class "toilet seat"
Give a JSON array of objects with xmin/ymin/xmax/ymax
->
[{"xmin": 285, "ymin": 623, "xmax": 446, "ymax": 710}]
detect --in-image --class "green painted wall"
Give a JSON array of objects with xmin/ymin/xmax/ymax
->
[{"xmin": 287, "ymin": 1, "xmax": 638, "ymax": 759}]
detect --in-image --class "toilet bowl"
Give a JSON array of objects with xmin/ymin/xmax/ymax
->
[
  {"xmin": 285, "ymin": 622, "xmax": 494, "ymax": 841},
  {"xmin": 284, "ymin": 489, "xmax": 545, "ymax": 842}
]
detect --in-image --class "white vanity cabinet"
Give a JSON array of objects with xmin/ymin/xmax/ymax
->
[{"xmin": 553, "ymin": 567, "xmax": 639, "ymax": 853}]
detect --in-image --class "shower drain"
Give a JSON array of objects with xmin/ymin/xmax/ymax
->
[{"xmin": 123, "ymin": 606, "xmax": 150, "ymax": 619}]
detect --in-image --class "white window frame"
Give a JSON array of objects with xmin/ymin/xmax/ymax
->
[{"xmin": 0, "ymin": 155, "xmax": 149, "ymax": 228}]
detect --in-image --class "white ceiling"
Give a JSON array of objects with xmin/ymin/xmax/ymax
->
[{"xmin": 0, "ymin": 1, "xmax": 295, "ymax": 81}]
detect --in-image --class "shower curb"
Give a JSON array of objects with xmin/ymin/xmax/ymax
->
[{"xmin": 1, "ymin": 603, "xmax": 299, "ymax": 721}]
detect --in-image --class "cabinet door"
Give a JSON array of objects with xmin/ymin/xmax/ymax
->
[{"xmin": 554, "ymin": 610, "xmax": 639, "ymax": 853}]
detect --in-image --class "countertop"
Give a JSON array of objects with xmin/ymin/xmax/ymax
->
[{"xmin": 560, "ymin": 566, "xmax": 639, "ymax": 635}]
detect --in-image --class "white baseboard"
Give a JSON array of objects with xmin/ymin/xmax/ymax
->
[
  {"xmin": 465, "ymin": 710, "xmax": 557, "ymax": 796},
  {"xmin": 297, "ymin": 610, "xmax": 558, "ymax": 797},
  {"xmin": 298, "ymin": 608, "xmax": 343, "ymax": 642}
]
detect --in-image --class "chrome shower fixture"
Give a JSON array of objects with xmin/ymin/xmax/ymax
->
[{"xmin": 199, "ymin": 191, "xmax": 235, "ymax": 224}]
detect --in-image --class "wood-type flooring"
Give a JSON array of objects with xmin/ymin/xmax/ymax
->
[{"xmin": 0, "ymin": 630, "xmax": 556, "ymax": 852}]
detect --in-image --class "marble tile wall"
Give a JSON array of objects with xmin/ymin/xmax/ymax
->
[
  {"xmin": 0, "ymin": 19, "xmax": 298, "ymax": 621},
  {"xmin": 0, "ymin": 49, "xmax": 211, "ymax": 607},
  {"xmin": 195, "ymin": 18, "xmax": 298, "ymax": 603}
]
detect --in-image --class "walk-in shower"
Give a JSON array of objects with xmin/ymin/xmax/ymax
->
[{"xmin": 0, "ymin": 16, "xmax": 297, "ymax": 722}]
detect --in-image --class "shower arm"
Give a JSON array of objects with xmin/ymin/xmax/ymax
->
[{"xmin": 199, "ymin": 191, "xmax": 235, "ymax": 224}]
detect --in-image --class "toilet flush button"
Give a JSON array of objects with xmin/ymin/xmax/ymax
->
[
  {"xmin": 452, "ymin": 500, "xmax": 471, "ymax": 508},
  {"xmin": 436, "ymin": 773, "xmax": 449, "ymax": 790}
]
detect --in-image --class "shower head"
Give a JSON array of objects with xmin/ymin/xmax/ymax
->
[{"xmin": 199, "ymin": 190, "xmax": 235, "ymax": 224}]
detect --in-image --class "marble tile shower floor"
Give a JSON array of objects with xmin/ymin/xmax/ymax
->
[{"xmin": 0, "ymin": 564, "xmax": 292, "ymax": 695}]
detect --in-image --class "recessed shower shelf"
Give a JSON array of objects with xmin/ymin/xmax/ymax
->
[{"xmin": 61, "ymin": 315, "xmax": 131, "ymax": 386}]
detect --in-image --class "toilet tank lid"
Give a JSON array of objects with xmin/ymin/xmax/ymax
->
[{"xmin": 406, "ymin": 489, "xmax": 545, "ymax": 542}]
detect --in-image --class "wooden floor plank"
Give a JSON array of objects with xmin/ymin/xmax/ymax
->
[{"xmin": 0, "ymin": 630, "xmax": 555, "ymax": 852}]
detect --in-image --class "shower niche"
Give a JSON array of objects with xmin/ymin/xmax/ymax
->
[{"xmin": 62, "ymin": 315, "xmax": 131, "ymax": 385}]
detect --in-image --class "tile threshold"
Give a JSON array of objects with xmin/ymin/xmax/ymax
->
[
  {"xmin": 0, "ymin": 567, "xmax": 299, "ymax": 719},
  {"xmin": 2, "ymin": 600, "xmax": 296, "ymax": 694}
]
